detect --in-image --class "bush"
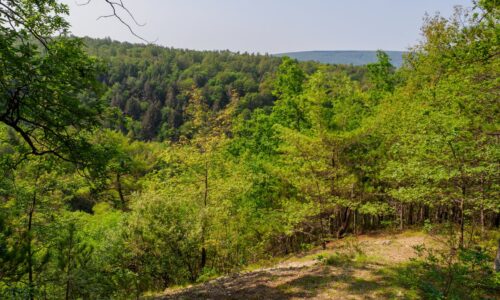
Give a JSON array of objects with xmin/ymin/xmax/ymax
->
[
  {"xmin": 196, "ymin": 268, "xmax": 220, "ymax": 283},
  {"xmin": 406, "ymin": 243, "xmax": 500, "ymax": 299},
  {"xmin": 324, "ymin": 252, "xmax": 354, "ymax": 266}
]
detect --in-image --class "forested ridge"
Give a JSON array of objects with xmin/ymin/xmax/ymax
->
[
  {"xmin": 84, "ymin": 37, "xmax": 368, "ymax": 141},
  {"xmin": 0, "ymin": 0, "xmax": 499, "ymax": 299}
]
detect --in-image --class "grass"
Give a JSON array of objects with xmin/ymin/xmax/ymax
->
[
  {"xmin": 317, "ymin": 251, "xmax": 382, "ymax": 268},
  {"xmin": 274, "ymin": 258, "xmax": 421, "ymax": 299},
  {"xmin": 244, "ymin": 230, "xmax": 430, "ymax": 271}
]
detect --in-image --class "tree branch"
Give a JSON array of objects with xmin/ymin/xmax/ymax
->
[{"xmin": 76, "ymin": 0, "xmax": 154, "ymax": 44}]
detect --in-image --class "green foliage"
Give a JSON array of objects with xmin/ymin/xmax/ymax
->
[
  {"xmin": 85, "ymin": 38, "xmax": 283, "ymax": 141},
  {"xmin": 367, "ymin": 50, "xmax": 396, "ymax": 94},
  {"xmin": 0, "ymin": 1, "xmax": 104, "ymax": 164},
  {"xmin": 87, "ymin": 39, "xmax": 367, "ymax": 141},
  {"xmin": 272, "ymin": 56, "xmax": 306, "ymax": 98},
  {"xmin": 0, "ymin": 1, "xmax": 499, "ymax": 298},
  {"xmin": 324, "ymin": 252, "xmax": 353, "ymax": 267},
  {"xmin": 404, "ymin": 242, "xmax": 500, "ymax": 299}
]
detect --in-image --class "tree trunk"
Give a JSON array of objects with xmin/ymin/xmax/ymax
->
[
  {"xmin": 201, "ymin": 161, "xmax": 209, "ymax": 271},
  {"xmin": 116, "ymin": 172, "xmax": 126, "ymax": 210},
  {"xmin": 480, "ymin": 176, "xmax": 486, "ymax": 236},
  {"xmin": 200, "ymin": 247, "xmax": 207, "ymax": 270},
  {"xmin": 28, "ymin": 191, "xmax": 36, "ymax": 300},
  {"xmin": 399, "ymin": 203, "xmax": 404, "ymax": 231},
  {"xmin": 337, "ymin": 207, "xmax": 351, "ymax": 239},
  {"xmin": 204, "ymin": 161, "xmax": 208, "ymax": 207},
  {"xmin": 353, "ymin": 209, "xmax": 357, "ymax": 235},
  {"xmin": 320, "ymin": 217, "xmax": 326, "ymax": 250},
  {"xmin": 408, "ymin": 204, "xmax": 414, "ymax": 225},
  {"xmin": 329, "ymin": 216, "xmax": 335, "ymax": 236},
  {"xmin": 495, "ymin": 239, "xmax": 500, "ymax": 272},
  {"xmin": 459, "ymin": 184, "xmax": 466, "ymax": 248},
  {"xmin": 65, "ymin": 229, "xmax": 74, "ymax": 300},
  {"xmin": 419, "ymin": 206, "xmax": 424, "ymax": 225},
  {"xmin": 480, "ymin": 205, "xmax": 485, "ymax": 236}
]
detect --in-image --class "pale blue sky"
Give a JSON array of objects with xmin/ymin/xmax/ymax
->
[{"xmin": 61, "ymin": 0, "xmax": 473, "ymax": 54}]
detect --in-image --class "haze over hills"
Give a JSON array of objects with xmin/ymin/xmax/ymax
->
[{"xmin": 275, "ymin": 50, "xmax": 406, "ymax": 67}]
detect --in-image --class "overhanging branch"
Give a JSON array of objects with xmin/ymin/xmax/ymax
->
[{"xmin": 76, "ymin": 0, "xmax": 155, "ymax": 44}]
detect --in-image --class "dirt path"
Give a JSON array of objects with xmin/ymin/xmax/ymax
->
[{"xmin": 156, "ymin": 232, "xmax": 433, "ymax": 300}]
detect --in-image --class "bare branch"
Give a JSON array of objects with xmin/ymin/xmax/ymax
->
[
  {"xmin": 75, "ymin": 0, "xmax": 154, "ymax": 43},
  {"xmin": 75, "ymin": 0, "xmax": 92, "ymax": 5}
]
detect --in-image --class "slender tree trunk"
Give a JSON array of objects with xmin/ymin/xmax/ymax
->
[
  {"xmin": 28, "ymin": 191, "xmax": 36, "ymax": 300},
  {"xmin": 200, "ymin": 248, "xmax": 207, "ymax": 271},
  {"xmin": 353, "ymin": 209, "xmax": 357, "ymax": 235},
  {"xmin": 329, "ymin": 216, "xmax": 335, "ymax": 236},
  {"xmin": 65, "ymin": 230, "xmax": 74, "ymax": 300},
  {"xmin": 480, "ymin": 206, "xmax": 485, "ymax": 236},
  {"xmin": 27, "ymin": 167, "xmax": 43, "ymax": 300},
  {"xmin": 204, "ymin": 161, "xmax": 208, "ymax": 207},
  {"xmin": 459, "ymin": 200, "xmax": 464, "ymax": 248},
  {"xmin": 400, "ymin": 203, "xmax": 404, "ymax": 231},
  {"xmin": 459, "ymin": 185, "xmax": 466, "ymax": 248},
  {"xmin": 480, "ymin": 176, "xmax": 486, "ymax": 236},
  {"xmin": 495, "ymin": 239, "xmax": 500, "ymax": 272},
  {"xmin": 408, "ymin": 204, "xmax": 414, "ymax": 225},
  {"xmin": 116, "ymin": 172, "xmax": 126, "ymax": 210},
  {"xmin": 337, "ymin": 207, "xmax": 351, "ymax": 239},
  {"xmin": 320, "ymin": 217, "xmax": 326, "ymax": 249},
  {"xmin": 201, "ymin": 161, "xmax": 209, "ymax": 270},
  {"xmin": 419, "ymin": 206, "xmax": 423, "ymax": 225}
]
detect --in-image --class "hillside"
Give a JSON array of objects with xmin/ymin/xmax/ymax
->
[
  {"xmin": 83, "ymin": 38, "xmax": 368, "ymax": 141},
  {"xmin": 275, "ymin": 50, "xmax": 405, "ymax": 67},
  {"xmin": 156, "ymin": 230, "xmax": 499, "ymax": 299},
  {"xmin": 1, "ymin": 1, "xmax": 498, "ymax": 299},
  {"xmin": 157, "ymin": 232, "xmax": 436, "ymax": 299}
]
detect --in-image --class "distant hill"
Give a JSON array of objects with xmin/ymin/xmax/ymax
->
[
  {"xmin": 81, "ymin": 38, "xmax": 369, "ymax": 141},
  {"xmin": 274, "ymin": 50, "xmax": 405, "ymax": 67}
]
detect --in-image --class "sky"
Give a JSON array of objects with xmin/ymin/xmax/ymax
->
[{"xmin": 61, "ymin": 0, "xmax": 473, "ymax": 54}]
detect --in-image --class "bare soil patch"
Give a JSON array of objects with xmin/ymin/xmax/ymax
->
[{"xmin": 156, "ymin": 231, "xmax": 433, "ymax": 300}]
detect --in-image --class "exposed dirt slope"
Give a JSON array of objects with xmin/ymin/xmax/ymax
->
[{"xmin": 156, "ymin": 232, "xmax": 434, "ymax": 300}]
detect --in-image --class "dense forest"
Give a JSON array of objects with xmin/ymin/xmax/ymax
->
[
  {"xmin": 84, "ymin": 37, "xmax": 368, "ymax": 141},
  {"xmin": 0, "ymin": 0, "xmax": 499, "ymax": 299}
]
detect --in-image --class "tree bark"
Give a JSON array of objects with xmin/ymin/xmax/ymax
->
[
  {"xmin": 399, "ymin": 203, "xmax": 404, "ymax": 231},
  {"xmin": 337, "ymin": 207, "xmax": 351, "ymax": 239},
  {"xmin": 353, "ymin": 209, "xmax": 357, "ymax": 235},
  {"xmin": 459, "ymin": 184, "xmax": 466, "ymax": 248},
  {"xmin": 480, "ymin": 176, "xmax": 486, "ymax": 236},
  {"xmin": 201, "ymin": 247, "xmax": 207, "ymax": 270},
  {"xmin": 408, "ymin": 203, "xmax": 414, "ymax": 225},
  {"xmin": 201, "ymin": 160, "xmax": 209, "ymax": 270},
  {"xmin": 28, "ymin": 191, "xmax": 36, "ymax": 300},
  {"xmin": 65, "ymin": 229, "xmax": 74, "ymax": 300},
  {"xmin": 495, "ymin": 239, "xmax": 500, "ymax": 272},
  {"xmin": 116, "ymin": 172, "xmax": 126, "ymax": 210}
]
